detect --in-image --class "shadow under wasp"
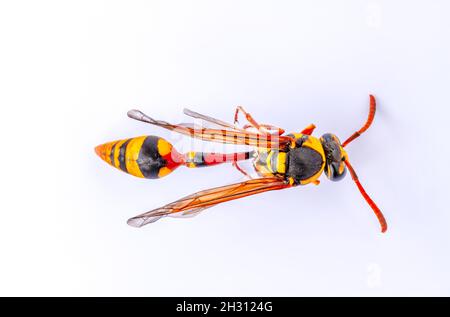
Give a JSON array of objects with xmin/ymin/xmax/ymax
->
[{"xmin": 95, "ymin": 95, "xmax": 387, "ymax": 232}]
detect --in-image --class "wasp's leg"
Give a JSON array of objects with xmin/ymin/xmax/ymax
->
[
  {"xmin": 300, "ymin": 124, "xmax": 316, "ymax": 135},
  {"xmin": 232, "ymin": 161, "xmax": 253, "ymax": 179},
  {"xmin": 234, "ymin": 106, "xmax": 265, "ymax": 131},
  {"xmin": 234, "ymin": 106, "xmax": 284, "ymax": 135}
]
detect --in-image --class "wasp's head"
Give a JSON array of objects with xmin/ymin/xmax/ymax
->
[{"xmin": 320, "ymin": 133, "xmax": 348, "ymax": 181}]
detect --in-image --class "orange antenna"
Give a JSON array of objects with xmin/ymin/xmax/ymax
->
[
  {"xmin": 344, "ymin": 159, "xmax": 387, "ymax": 233},
  {"xmin": 342, "ymin": 95, "xmax": 376, "ymax": 147}
]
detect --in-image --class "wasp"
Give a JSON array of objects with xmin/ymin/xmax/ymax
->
[{"xmin": 95, "ymin": 95, "xmax": 387, "ymax": 232}]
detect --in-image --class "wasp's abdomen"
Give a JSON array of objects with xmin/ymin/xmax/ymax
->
[{"xmin": 95, "ymin": 136, "xmax": 183, "ymax": 179}]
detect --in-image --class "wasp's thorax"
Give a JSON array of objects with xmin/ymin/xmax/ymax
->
[{"xmin": 320, "ymin": 133, "xmax": 348, "ymax": 181}]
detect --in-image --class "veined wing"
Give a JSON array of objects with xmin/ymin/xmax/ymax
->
[
  {"xmin": 127, "ymin": 177, "xmax": 290, "ymax": 227},
  {"xmin": 127, "ymin": 109, "xmax": 292, "ymax": 149},
  {"xmin": 183, "ymin": 108, "xmax": 237, "ymax": 130}
]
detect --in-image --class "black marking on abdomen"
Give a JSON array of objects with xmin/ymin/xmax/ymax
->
[
  {"xmin": 110, "ymin": 142, "xmax": 117, "ymax": 166},
  {"xmin": 137, "ymin": 136, "xmax": 167, "ymax": 179},
  {"xmin": 118, "ymin": 139, "xmax": 131, "ymax": 173}
]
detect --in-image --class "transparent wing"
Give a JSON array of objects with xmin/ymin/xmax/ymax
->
[
  {"xmin": 127, "ymin": 177, "xmax": 290, "ymax": 227},
  {"xmin": 127, "ymin": 109, "xmax": 292, "ymax": 149},
  {"xmin": 183, "ymin": 108, "xmax": 237, "ymax": 129}
]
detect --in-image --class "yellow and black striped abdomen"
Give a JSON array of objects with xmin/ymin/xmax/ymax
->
[
  {"xmin": 253, "ymin": 149, "xmax": 287, "ymax": 177},
  {"xmin": 95, "ymin": 136, "xmax": 183, "ymax": 179}
]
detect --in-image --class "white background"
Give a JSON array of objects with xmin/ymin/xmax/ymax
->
[{"xmin": 0, "ymin": 0, "xmax": 449, "ymax": 296}]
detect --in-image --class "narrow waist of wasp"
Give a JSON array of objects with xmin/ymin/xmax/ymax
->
[{"xmin": 183, "ymin": 150, "xmax": 256, "ymax": 168}]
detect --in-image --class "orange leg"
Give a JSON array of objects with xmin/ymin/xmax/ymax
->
[
  {"xmin": 301, "ymin": 124, "xmax": 316, "ymax": 135},
  {"xmin": 234, "ymin": 106, "xmax": 262, "ymax": 130},
  {"xmin": 233, "ymin": 106, "xmax": 283, "ymax": 178},
  {"xmin": 235, "ymin": 106, "xmax": 285, "ymax": 135},
  {"xmin": 232, "ymin": 161, "xmax": 252, "ymax": 179}
]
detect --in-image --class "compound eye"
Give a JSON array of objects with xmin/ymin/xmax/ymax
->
[
  {"xmin": 320, "ymin": 133, "xmax": 347, "ymax": 181},
  {"xmin": 327, "ymin": 161, "xmax": 347, "ymax": 181}
]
